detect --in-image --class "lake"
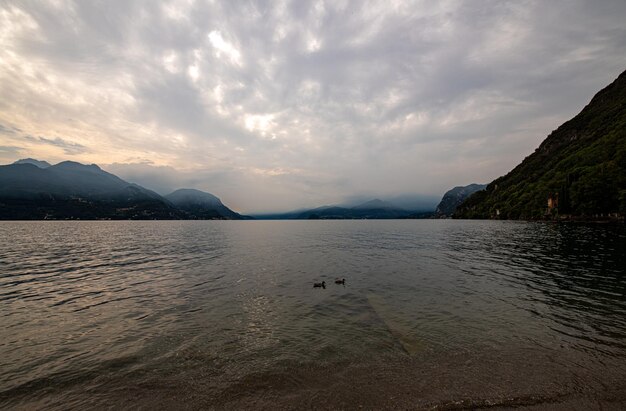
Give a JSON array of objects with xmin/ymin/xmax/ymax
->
[{"xmin": 1, "ymin": 220, "xmax": 625, "ymax": 409}]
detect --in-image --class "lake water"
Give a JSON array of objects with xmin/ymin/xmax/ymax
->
[{"xmin": 0, "ymin": 220, "xmax": 625, "ymax": 410}]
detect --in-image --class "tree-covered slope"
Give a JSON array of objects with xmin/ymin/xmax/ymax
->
[
  {"xmin": 456, "ymin": 70, "xmax": 626, "ymax": 219},
  {"xmin": 0, "ymin": 162, "xmax": 183, "ymax": 220},
  {"xmin": 165, "ymin": 188, "xmax": 246, "ymax": 220}
]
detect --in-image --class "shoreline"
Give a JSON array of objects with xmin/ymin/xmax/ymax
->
[{"xmin": 4, "ymin": 351, "xmax": 625, "ymax": 410}]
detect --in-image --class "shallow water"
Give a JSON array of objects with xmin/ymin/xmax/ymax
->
[{"xmin": 0, "ymin": 220, "xmax": 625, "ymax": 409}]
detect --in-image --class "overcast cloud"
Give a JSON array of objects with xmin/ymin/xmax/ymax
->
[{"xmin": 1, "ymin": 0, "xmax": 625, "ymax": 212}]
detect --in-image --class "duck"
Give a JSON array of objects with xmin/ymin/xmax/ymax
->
[
  {"xmin": 335, "ymin": 278, "xmax": 345, "ymax": 285},
  {"xmin": 313, "ymin": 281, "xmax": 326, "ymax": 288}
]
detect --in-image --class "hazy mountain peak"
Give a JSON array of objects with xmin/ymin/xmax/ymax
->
[
  {"xmin": 166, "ymin": 188, "xmax": 221, "ymax": 204},
  {"xmin": 13, "ymin": 158, "xmax": 51, "ymax": 168},
  {"xmin": 53, "ymin": 161, "xmax": 102, "ymax": 172},
  {"xmin": 165, "ymin": 188, "xmax": 244, "ymax": 219},
  {"xmin": 352, "ymin": 199, "xmax": 398, "ymax": 210}
]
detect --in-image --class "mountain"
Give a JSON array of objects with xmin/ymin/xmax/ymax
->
[
  {"xmin": 339, "ymin": 194, "xmax": 439, "ymax": 211},
  {"xmin": 383, "ymin": 194, "xmax": 440, "ymax": 212},
  {"xmin": 456, "ymin": 70, "xmax": 626, "ymax": 220},
  {"xmin": 351, "ymin": 199, "xmax": 397, "ymax": 210},
  {"xmin": 436, "ymin": 184, "xmax": 487, "ymax": 217},
  {"xmin": 253, "ymin": 198, "xmax": 431, "ymax": 219},
  {"xmin": 0, "ymin": 161, "xmax": 164, "ymax": 201},
  {"xmin": 165, "ymin": 189, "xmax": 247, "ymax": 220},
  {"xmin": 0, "ymin": 161, "xmax": 181, "ymax": 219},
  {"xmin": 0, "ymin": 161, "xmax": 245, "ymax": 220},
  {"xmin": 13, "ymin": 158, "xmax": 51, "ymax": 168}
]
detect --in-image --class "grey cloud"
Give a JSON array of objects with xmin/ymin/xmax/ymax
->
[
  {"xmin": 0, "ymin": 145, "xmax": 23, "ymax": 166},
  {"xmin": 23, "ymin": 135, "xmax": 88, "ymax": 155},
  {"xmin": 0, "ymin": 145, "xmax": 22, "ymax": 155},
  {"xmin": 0, "ymin": 124, "xmax": 21, "ymax": 135}
]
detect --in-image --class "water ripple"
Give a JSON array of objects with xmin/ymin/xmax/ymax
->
[{"xmin": 0, "ymin": 220, "xmax": 624, "ymax": 409}]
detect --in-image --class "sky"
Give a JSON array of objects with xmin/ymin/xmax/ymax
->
[{"xmin": 0, "ymin": 0, "xmax": 625, "ymax": 213}]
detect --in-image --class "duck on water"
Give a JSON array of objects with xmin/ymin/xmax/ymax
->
[
  {"xmin": 313, "ymin": 281, "xmax": 326, "ymax": 288},
  {"xmin": 313, "ymin": 279, "xmax": 345, "ymax": 288}
]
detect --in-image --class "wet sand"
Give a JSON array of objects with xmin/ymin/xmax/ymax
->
[{"xmin": 9, "ymin": 347, "xmax": 626, "ymax": 410}]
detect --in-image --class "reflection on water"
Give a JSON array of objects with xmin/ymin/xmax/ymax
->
[{"xmin": 0, "ymin": 220, "xmax": 625, "ymax": 409}]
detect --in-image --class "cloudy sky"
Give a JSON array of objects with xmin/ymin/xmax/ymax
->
[{"xmin": 0, "ymin": 0, "xmax": 625, "ymax": 212}]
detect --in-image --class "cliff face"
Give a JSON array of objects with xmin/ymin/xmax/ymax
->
[
  {"xmin": 435, "ymin": 184, "xmax": 487, "ymax": 217},
  {"xmin": 456, "ymin": 70, "xmax": 626, "ymax": 220}
]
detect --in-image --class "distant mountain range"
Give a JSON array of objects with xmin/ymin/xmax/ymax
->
[
  {"xmin": 0, "ymin": 158, "xmax": 452, "ymax": 220},
  {"xmin": 337, "ymin": 194, "xmax": 440, "ymax": 212},
  {"xmin": 0, "ymin": 160, "xmax": 246, "ymax": 220},
  {"xmin": 253, "ymin": 198, "xmax": 435, "ymax": 220},
  {"xmin": 0, "ymin": 158, "xmax": 482, "ymax": 220},
  {"xmin": 456, "ymin": 69, "xmax": 626, "ymax": 220}
]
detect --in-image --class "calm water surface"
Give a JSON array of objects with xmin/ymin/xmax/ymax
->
[{"xmin": 0, "ymin": 220, "xmax": 625, "ymax": 409}]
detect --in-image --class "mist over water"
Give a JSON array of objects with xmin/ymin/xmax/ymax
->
[{"xmin": 1, "ymin": 221, "xmax": 625, "ymax": 409}]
